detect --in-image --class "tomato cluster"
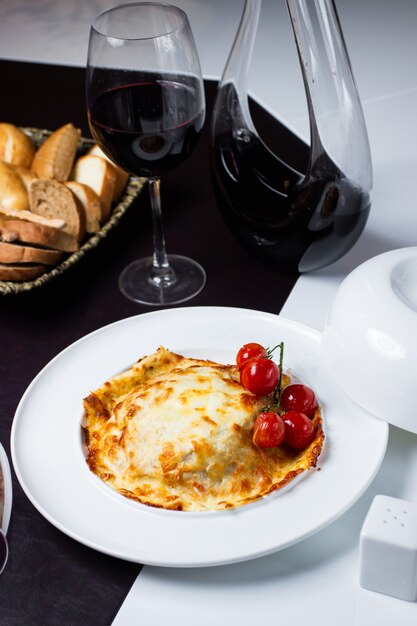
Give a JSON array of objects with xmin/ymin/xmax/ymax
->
[{"xmin": 236, "ymin": 342, "xmax": 318, "ymax": 452}]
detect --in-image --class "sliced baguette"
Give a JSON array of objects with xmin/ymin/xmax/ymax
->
[
  {"xmin": 0, "ymin": 205, "xmax": 65, "ymax": 229},
  {"xmin": 0, "ymin": 226, "xmax": 17, "ymax": 243},
  {"xmin": 65, "ymin": 181, "xmax": 101, "ymax": 233},
  {"xmin": 0, "ymin": 123, "xmax": 36, "ymax": 168},
  {"xmin": 10, "ymin": 164, "xmax": 37, "ymax": 192},
  {"xmin": 31, "ymin": 123, "xmax": 81, "ymax": 182},
  {"xmin": 88, "ymin": 145, "xmax": 129, "ymax": 201},
  {"xmin": 0, "ymin": 241, "xmax": 63, "ymax": 265},
  {"xmin": 0, "ymin": 263, "xmax": 46, "ymax": 282},
  {"xmin": 70, "ymin": 155, "xmax": 116, "ymax": 221},
  {"xmin": 1, "ymin": 219, "xmax": 78, "ymax": 253},
  {"xmin": 0, "ymin": 161, "xmax": 29, "ymax": 210},
  {"xmin": 29, "ymin": 179, "xmax": 85, "ymax": 241}
]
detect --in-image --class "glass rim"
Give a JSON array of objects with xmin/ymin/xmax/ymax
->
[{"xmin": 91, "ymin": 2, "xmax": 188, "ymax": 41}]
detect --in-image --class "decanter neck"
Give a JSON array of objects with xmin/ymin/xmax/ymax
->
[
  {"xmin": 287, "ymin": 0, "xmax": 372, "ymax": 188},
  {"xmin": 219, "ymin": 0, "xmax": 261, "ymax": 131}
]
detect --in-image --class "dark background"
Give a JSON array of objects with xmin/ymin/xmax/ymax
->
[{"xmin": 0, "ymin": 60, "xmax": 303, "ymax": 625}]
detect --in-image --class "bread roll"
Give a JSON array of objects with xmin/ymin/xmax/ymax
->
[
  {"xmin": 88, "ymin": 145, "xmax": 129, "ymax": 201},
  {"xmin": 29, "ymin": 179, "xmax": 85, "ymax": 241},
  {"xmin": 0, "ymin": 263, "xmax": 46, "ymax": 281},
  {"xmin": 31, "ymin": 123, "xmax": 81, "ymax": 182},
  {"xmin": 0, "ymin": 241, "xmax": 63, "ymax": 265},
  {"xmin": 71, "ymin": 154, "xmax": 116, "ymax": 221},
  {"xmin": 10, "ymin": 164, "xmax": 37, "ymax": 192},
  {"xmin": 65, "ymin": 181, "xmax": 102, "ymax": 233},
  {"xmin": 0, "ymin": 123, "xmax": 35, "ymax": 168},
  {"xmin": 1, "ymin": 219, "xmax": 78, "ymax": 253},
  {"xmin": 0, "ymin": 161, "xmax": 29, "ymax": 210}
]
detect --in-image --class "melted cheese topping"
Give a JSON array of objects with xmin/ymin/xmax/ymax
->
[{"xmin": 83, "ymin": 348, "xmax": 324, "ymax": 511}]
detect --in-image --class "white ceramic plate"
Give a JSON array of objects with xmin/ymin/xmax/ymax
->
[{"xmin": 11, "ymin": 307, "xmax": 388, "ymax": 567}]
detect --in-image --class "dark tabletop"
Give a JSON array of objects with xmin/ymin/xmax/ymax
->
[{"xmin": 0, "ymin": 60, "xmax": 305, "ymax": 625}]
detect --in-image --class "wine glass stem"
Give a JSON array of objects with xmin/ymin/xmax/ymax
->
[{"xmin": 148, "ymin": 177, "xmax": 176, "ymax": 287}]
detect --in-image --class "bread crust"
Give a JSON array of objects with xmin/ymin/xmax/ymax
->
[
  {"xmin": 31, "ymin": 123, "xmax": 81, "ymax": 182},
  {"xmin": 0, "ymin": 240, "xmax": 63, "ymax": 265},
  {"xmin": 9, "ymin": 164, "xmax": 37, "ymax": 192},
  {"xmin": 1, "ymin": 219, "xmax": 78, "ymax": 253},
  {"xmin": 0, "ymin": 205, "xmax": 65, "ymax": 229},
  {"xmin": 0, "ymin": 161, "xmax": 29, "ymax": 210},
  {"xmin": 0, "ymin": 123, "xmax": 35, "ymax": 168},
  {"xmin": 65, "ymin": 181, "xmax": 101, "ymax": 233},
  {"xmin": 0, "ymin": 263, "xmax": 46, "ymax": 281},
  {"xmin": 88, "ymin": 145, "xmax": 129, "ymax": 201},
  {"xmin": 71, "ymin": 154, "xmax": 117, "ymax": 221}
]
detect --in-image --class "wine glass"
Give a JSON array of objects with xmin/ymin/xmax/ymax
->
[{"xmin": 86, "ymin": 2, "xmax": 206, "ymax": 304}]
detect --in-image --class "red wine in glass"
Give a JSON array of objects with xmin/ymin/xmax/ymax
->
[
  {"xmin": 87, "ymin": 3, "xmax": 206, "ymax": 305},
  {"xmin": 88, "ymin": 76, "xmax": 205, "ymax": 179}
]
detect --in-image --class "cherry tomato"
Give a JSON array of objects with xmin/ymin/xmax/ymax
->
[
  {"xmin": 280, "ymin": 383, "xmax": 318, "ymax": 417},
  {"xmin": 283, "ymin": 411, "xmax": 315, "ymax": 450},
  {"xmin": 236, "ymin": 343, "xmax": 267, "ymax": 370},
  {"xmin": 253, "ymin": 412, "xmax": 285, "ymax": 448},
  {"xmin": 240, "ymin": 357, "xmax": 279, "ymax": 396}
]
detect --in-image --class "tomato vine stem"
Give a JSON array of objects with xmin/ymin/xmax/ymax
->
[
  {"xmin": 261, "ymin": 341, "xmax": 285, "ymax": 414},
  {"xmin": 275, "ymin": 341, "xmax": 284, "ymax": 405}
]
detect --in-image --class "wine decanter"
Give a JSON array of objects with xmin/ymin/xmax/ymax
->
[{"xmin": 211, "ymin": 0, "xmax": 372, "ymax": 273}]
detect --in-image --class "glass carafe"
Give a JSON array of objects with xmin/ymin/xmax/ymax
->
[{"xmin": 211, "ymin": 0, "xmax": 372, "ymax": 273}]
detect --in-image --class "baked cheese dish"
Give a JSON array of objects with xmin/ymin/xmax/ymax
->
[{"xmin": 82, "ymin": 347, "xmax": 324, "ymax": 511}]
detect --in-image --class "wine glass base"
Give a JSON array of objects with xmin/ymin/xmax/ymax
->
[{"xmin": 119, "ymin": 255, "xmax": 206, "ymax": 306}]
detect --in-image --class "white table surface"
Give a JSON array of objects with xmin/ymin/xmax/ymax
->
[{"xmin": 2, "ymin": 0, "xmax": 417, "ymax": 623}]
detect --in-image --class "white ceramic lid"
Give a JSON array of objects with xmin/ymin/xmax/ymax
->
[{"xmin": 321, "ymin": 247, "xmax": 417, "ymax": 434}]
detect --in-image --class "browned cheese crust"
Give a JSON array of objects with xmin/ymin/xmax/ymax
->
[{"xmin": 83, "ymin": 348, "xmax": 324, "ymax": 511}]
